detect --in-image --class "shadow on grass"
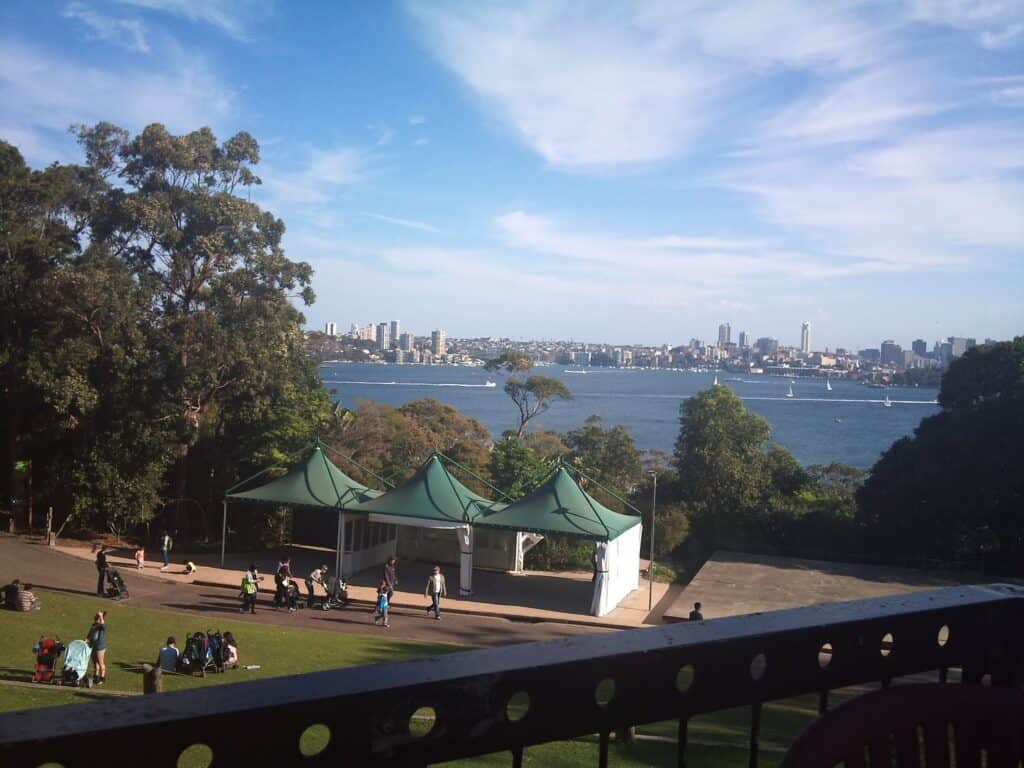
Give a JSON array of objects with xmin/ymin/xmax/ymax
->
[{"xmin": 0, "ymin": 666, "xmax": 35, "ymax": 684}]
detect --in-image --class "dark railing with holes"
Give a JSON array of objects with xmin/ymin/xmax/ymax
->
[{"xmin": 1, "ymin": 584, "xmax": 1022, "ymax": 767}]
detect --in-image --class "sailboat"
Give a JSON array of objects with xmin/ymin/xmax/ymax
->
[
  {"xmin": 483, "ymin": 380, "xmax": 497, "ymax": 388},
  {"xmin": 713, "ymin": 374, "xmax": 719, "ymax": 386},
  {"xmin": 883, "ymin": 394, "xmax": 893, "ymax": 408},
  {"xmin": 826, "ymin": 378, "xmax": 833, "ymax": 392},
  {"xmin": 786, "ymin": 383, "xmax": 795, "ymax": 398}
]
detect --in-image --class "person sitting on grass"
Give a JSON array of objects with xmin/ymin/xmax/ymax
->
[
  {"xmin": 17, "ymin": 583, "xmax": 39, "ymax": 611},
  {"xmin": 2, "ymin": 579, "xmax": 22, "ymax": 610},
  {"xmin": 157, "ymin": 637, "xmax": 179, "ymax": 672},
  {"xmin": 222, "ymin": 631, "xmax": 239, "ymax": 669}
]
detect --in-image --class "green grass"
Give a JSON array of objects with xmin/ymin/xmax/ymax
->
[{"xmin": 0, "ymin": 587, "xmax": 459, "ymax": 711}]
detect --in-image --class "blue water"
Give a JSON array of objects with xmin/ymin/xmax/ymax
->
[{"xmin": 319, "ymin": 363, "xmax": 940, "ymax": 469}]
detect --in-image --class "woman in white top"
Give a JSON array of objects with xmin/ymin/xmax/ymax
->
[{"xmin": 424, "ymin": 565, "xmax": 447, "ymax": 620}]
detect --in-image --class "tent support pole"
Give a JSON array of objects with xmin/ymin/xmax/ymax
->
[
  {"xmin": 220, "ymin": 501, "xmax": 227, "ymax": 567},
  {"xmin": 336, "ymin": 512, "xmax": 346, "ymax": 580}
]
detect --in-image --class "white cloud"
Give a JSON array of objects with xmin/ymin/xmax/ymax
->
[
  {"xmin": 409, "ymin": 115, "xmax": 427, "ymax": 125},
  {"xmin": 0, "ymin": 39, "xmax": 234, "ymax": 165},
  {"xmin": 63, "ymin": 2, "xmax": 150, "ymax": 52},
  {"xmin": 258, "ymin": 145, "xmax": 366, "ymax": 210},
  {"xmin": 413, "ymin": 136, "xmax": 429, "ymax": 146},
  {"xmin": 360, "ymin": 212, "xmax": 440, "ymax": 234},
  {"xmin": 908, "ymin": 0, "xmax": 1024, "ymax": 49},
  {"xmin": 111, "ymin": 0, "xmax": 271, "ymax": 41}
]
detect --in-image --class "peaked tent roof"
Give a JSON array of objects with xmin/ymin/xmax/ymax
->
[
  {"xmin": 346, "ymin": 454, "xmax": 504, "ymax": 524},
  {"xmin": 475, "ymin": 466, "xmax": 641, "ymax": 541},
  {"xmin": 227, "ymin": 445, "xmax": 382, "ymax": 510}
]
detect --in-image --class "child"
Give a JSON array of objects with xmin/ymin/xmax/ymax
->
[
  {"xmin": 134, "ymin": 547, "xmax": 145, "ymax": 570},
  {"xmin": 374, "ymin": 581, "xmax": 389, "ymax": 627},
  {"xmin": 184, "ymin": 561, "xmax": 197, "ymax": 575}
]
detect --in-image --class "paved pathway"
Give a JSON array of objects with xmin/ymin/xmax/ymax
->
[{"xmin": 1, "ymin": 535, "xmax": 612, "ymax": 647}]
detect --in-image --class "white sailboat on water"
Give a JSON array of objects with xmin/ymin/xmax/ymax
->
[
  {"xmin": 826, "ymin": 378, "xmax": 832, "ymax": 391},
  {"xmin": 786, "ymin": 383, "xmax": 795, "ymax": 398},
  {"xmin": 713, "ymin": 374, "xmax": 719, "ymax": 386},
  {"xmin": 883, "ymin": 394, "xmax": 893, "ymax": 407}
]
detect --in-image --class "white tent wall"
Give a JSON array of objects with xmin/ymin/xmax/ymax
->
[
  {"xmin": 589, "ymin": 523, "xmax": 642, "ymax": 616},
  {"xmin": 458, "ymin": 526, "xmax": 473, "ymax": 595},
  {"xmin": 364, "ymin": 513, "xmax": 473, "ymax": 596}
]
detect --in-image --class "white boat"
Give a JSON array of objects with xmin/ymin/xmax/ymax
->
[
  {"xmin": 834, "ymin": 417, "xmax": 842, "ymax": 423},
  {"xmin": 826, "ymin": 378, "xmax": 832, "ymax": 391},
  {"xmin": 786, "ymin": 383, "xmax": 795, "ymax": 398},
  {"xmin": 713, "ymin": 374, "xmax": 719, "ymax": 386},
  {"xmin": 564, "ymin": 369, "xmax": 587, "ymax": 374},
  {"xmin": 883, "ymin": 395, "xmax": 893, "ymax": 407},
  {"xmin": 483, "ymin": 380, "xmax": 497, "ymax": 388}
]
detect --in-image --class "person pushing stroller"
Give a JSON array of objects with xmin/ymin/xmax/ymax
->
[{"xmin": 305, "ymin": 565, "xmax": 329, "ymax": 610}]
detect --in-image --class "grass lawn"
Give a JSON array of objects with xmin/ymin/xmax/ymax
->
[
  {"xmin": 0, "ymin": 587, "xmax": 459, "ymax": 711},
  {"xmin": 1, "ymin": 588, "xmax": 820, "ymax": 766}
]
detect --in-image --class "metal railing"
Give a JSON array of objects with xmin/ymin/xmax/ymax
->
[{"xmin": 2, "ymin": 584, "xmax": 1022, "ymax": 767}]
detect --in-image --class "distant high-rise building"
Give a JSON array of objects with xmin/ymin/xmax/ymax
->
[
  {"xmin": 738, "ymin": 331, "xmax": 750, "ymax": 349},
  {"xmin": 880, "ymin": 340, "xmax": 902, "ymax": 366},
  {"xmin": 717, "ymin": 323, "xmax": 731, "ymax": 347},
  {"xmin": 756, "ymin": 337, "xmax": 779, "ymax": 356},
  {"xmin": 800, "ymin": 322, "xmax": 811, "ymax": 355},
  {"xmin": 376, "ymin": 322, "xmax": 391, "ymax": 352},
  {"xmin": 431, "ymin": 329, "xmax": 447, "ymax": 356},
  {"xmin": 947, "ymin": 336, "xmax": 971, "ymax": 358},
  {"xmin": 399, "ymin": 331, "xmax": 414, "ymax": 352},
  {"xmin": 325, "ymin": 321, "xmax": 337, "ymax": 337},
  {"xmin": 389, "ymin": 321, "xmax": 400, "ymax": 348},
  {"xmin": 912, "ymin": 339, "xmax": 927, "ymax": 357}
]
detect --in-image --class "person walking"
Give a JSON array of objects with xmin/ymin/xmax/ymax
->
[
  {"xmin": 134, "ymin": 546, "xmax": 145, "ymax": 570},
  {"xmin": 273, "ymin": 556, "xmax": 291, "ymax": 609},
  {"xmin": 305, "ymin": 565, "xmax": 328, "ymax": 610},
  {"xmin": 159, "ymin": 530, "xmax": 172, "ymax": 572},
  {"xmin": 95, "ymin": 546, "xmax": 109, "ymax": 597},
  {"xmin": 374, "ymin": 581, "xmax": 390, "ymax": 627},
  {"xmin": 383, "ymin": 556, "xmax": 398, "ymax": 606},
  {"xmin": 240, "ymin": 564, "xmax": 260, "ymax": 614},
  {"xmin": 688, "ymin": 602, "xmax": 704, "ymax": 621},
  {"xmin": 87, "ymin": 610, "xmax": 107, "ymax": 685},
  {"xmin": 424, "ymin": 565, "xmax": 446, "ymax": 621}
]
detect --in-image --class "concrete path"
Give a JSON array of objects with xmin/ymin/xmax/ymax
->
[
  {"xmin": 0, "ymin": 535, "xmax": 619, "ymax": 647},
  {"xmin": 47, "ymin": 538, "xmax": 665, "ymax": 629}
]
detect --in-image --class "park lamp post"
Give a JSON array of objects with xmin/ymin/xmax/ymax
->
[{"xmin": 648, "ymin": 470, "xmax": 657, "ymax": 611}]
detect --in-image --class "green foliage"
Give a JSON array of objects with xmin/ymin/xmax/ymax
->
[
  {"xmin": 504, "ymin": 375, "xmax": 573, "ymax": 439},
  {"xmin": 566, "ymin": 415, "xmax": 642, "ymax": 511},
  {"xmin": 858, "ymin": 338, "xmax": 1024, "ymax": 572},
  {"xmin": 489, "ymin": 438, "xmax": 547, "ymax": 500},
  {"xmin": 484, "ymin": 350, "xmax": 534, "ymax": 374},
  {"xmin": 523, "ymin": 534, "xmax": 594, "ymax": 571}
]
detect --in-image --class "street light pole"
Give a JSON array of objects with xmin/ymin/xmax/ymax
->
[{"xmin": 648, "ymin": 470, "xmax": 657, "ymax": 611}]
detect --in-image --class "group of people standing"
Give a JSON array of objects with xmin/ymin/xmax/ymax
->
[{"xmin": 372, "ymin": 557, "xmax": 447, "ymax": 627}]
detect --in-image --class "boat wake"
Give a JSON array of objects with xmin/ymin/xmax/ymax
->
[
  {"xmin": 323, "ymin": 380, "xmax": 497, "ymax": 389},
  {"xmin": 740, "ymin": 396, "xmax": 938, "ymax": 405}
]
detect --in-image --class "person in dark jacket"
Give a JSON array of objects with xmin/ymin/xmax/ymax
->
[
  {"xmin": 382, "ymin": 556, "xmax": 398, "ymax": 607},
  {"xmin": 95, "ymin": 547, "xmax": 109, "ymax": 597}
]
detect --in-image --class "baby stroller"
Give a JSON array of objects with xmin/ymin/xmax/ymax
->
[
  {"xmin": 60, "ymin": 640, "xmax": 93, "ymax": 687},
  {"xmin": 284, "ymin": 579, "xmax": 303, "ymax": 610},
  {"xmin": 179, "ymin": 631, "xmax": 217, "ymax": 677},
  {"xmin": 105, "ymin": 568, "xmax": 129, "ymax": 600},
  {"xmin": 321, "ymin": 576, "xmax": 349, "ymax": 611},
  {"xmin": 207, "ymin": 630, "xmax": 225, "ymax": 674},
  {"xmin": 32, "ymin": 637, "xmax": 65, "ymax": 683}
]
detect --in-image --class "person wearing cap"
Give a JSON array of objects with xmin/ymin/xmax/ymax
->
[
  {"xmin": 157, "ymin": 637, "xmax": 179, "ymax": 672},
  {"xmin": 305, "ymin": 564, "xmax": 329, "ymax": 609}
]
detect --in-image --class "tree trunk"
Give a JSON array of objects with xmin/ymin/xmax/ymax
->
[{"xmin": 175, "ymin": 440, "xmax": 190, "ymax": 541}]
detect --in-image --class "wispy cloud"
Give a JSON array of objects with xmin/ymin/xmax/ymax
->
[
  {"xmin": 409, "ymin": 115, "xmax": 427, "ymax": 125},
  {"xmin": 360, "ymin": 212, "xmax": 440, "ymax": 234},
  {"xmin": 63, "ymin": 2, "xmax": 150, "ymax": 52},
  {"xmin": 0, "ymin": 38, "xmax": 234, "ymax": 164},
  {"xmin": 111, "ymin": 0, "xmax": 272, "ymax": 41},
  {"xmin": 258, "ymin": 145, "xmax": 366, "ymax": 211},
  {"xmin": 413, "ymin": 136, "xmax": 429, "ymax": 146}
]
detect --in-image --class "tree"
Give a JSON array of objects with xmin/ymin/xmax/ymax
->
[
  {"xmin": 674, "ymin": 386, "xmax": 771, "ymax": 548},
  {"xmin": 485, "ymin": 352, "xmax": 573, "ymax": 438},
  {"xmin": 566, "ymin": 415, "xmax": 642, "ymax": 510},
  {"xmin": 75, "ymin": 122, "xmax": 315, "ymax": 537},
  {"xmin": 489, "ymin": 437, "xmax": 547, "ymax": 500},
  {"xmin": 858, "ymin": 338, "xmax": 1024, "ymax": 572}
]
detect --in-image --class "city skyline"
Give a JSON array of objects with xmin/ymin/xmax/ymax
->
[{"xmin": 3, "ymin": 2, "xmax": 1021, "ymax": 349}]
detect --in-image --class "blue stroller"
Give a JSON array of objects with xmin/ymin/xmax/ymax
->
[{"xmin": 60, "ymin": 640, "xmax": 93, "ymax": 688}]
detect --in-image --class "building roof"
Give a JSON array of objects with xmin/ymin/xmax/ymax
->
[
  {"xmin": 227, "ymin": 445, "xmax": 381, "ymax": 510},
  {"xmin": 475, "ymin": 466, "xmax": 641, "ymax": 542}
]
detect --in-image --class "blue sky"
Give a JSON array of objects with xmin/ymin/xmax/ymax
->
[{"xmin": 2, "ymin": 0, "xmax": 1022, "ymax": 350}]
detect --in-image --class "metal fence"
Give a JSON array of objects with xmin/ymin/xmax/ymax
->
[{"xmin": 2, "ymin": 584, "xmax": 1021, "ymax": 768}]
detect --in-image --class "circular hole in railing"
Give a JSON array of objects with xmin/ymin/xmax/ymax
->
[
  {"xmin": 880, "ymin": 632, "xmax": 895, "ymax": 658},
  {"xmin": 595, "ymin": 678, "xmax": 616, "ymax": 708},
  {"xmin": 409, "ymin": 706, "xmax": 437, "ymax": 738},
  {"xmin": 818, "ymin": 643, "xmax": 834, "ymax": 669},
  {"xmin": 299, "ymin": 723, "xmax": 331, "ymax": 758},
  {"xmin": 506, "ymin": 691, "xmax": 530, "ymax": 722},
  {"xmin": 750, "ymin": 653, "xmax": 767, "ymax": 681},
  {"xmin": 676, "ymin": 664, "xmax": 695, "ymax": 693},
  {"xmin": 36, "ymin": 764, "xmax": 64, "ymax": 768},
  {"xmin": 177, "ymin": 744, "xmax": 213, "ymax": 768},
  {"xmin": 937, "ymin": 625, "xmax": 950, "ymax": 647}
]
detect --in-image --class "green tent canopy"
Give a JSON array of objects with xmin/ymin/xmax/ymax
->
[
  {"xmin": 346, "ymin": 453, "xmax": 504, "ymax": 525},
  {"xmin": 226, "ymin": 444, "xmax": 381, "ymax": 510},
  {"xmin": 475, "ymin": 466, "xmax": 640, "ymax": 542}
]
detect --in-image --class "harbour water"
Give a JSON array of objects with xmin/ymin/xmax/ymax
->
[{"xmin": 320, "ymin": 363, "xmax": 941, "ymax": 469}]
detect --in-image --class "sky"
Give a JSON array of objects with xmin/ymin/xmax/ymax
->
[{"xmin": 2, "ymin": 0, "xmax": 1022, "ymax": 350}]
